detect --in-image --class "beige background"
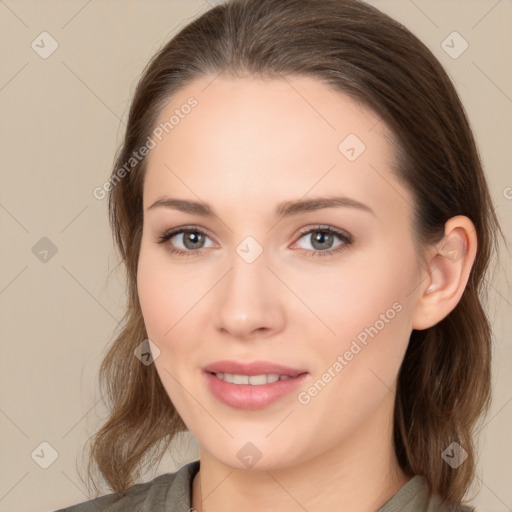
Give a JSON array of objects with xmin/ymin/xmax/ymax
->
[{"xmin": 0, "ymin": 1, "xmax": 510, "ymax": 511}]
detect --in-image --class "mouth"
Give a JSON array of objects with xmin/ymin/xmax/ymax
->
[
  {"xmin": 202, "ymin": 360, "xmax": 309, "ymax": 410},
  {"xmin": 209, "ymin": 372, "xmax": 296, "ymax": 385}
]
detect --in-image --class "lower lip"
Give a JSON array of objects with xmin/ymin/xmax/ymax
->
[{"xmin": 203, "ymin": 372, "xmax": 309, "ymax": 410}]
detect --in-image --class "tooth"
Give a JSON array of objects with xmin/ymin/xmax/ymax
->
[
  {"xmin": 249, "ymin": 374, "xmax": 267, "ymax": 385},
  {"xmin": 233, "ymin": 374, "xmax": 249, "ymax": 384},
  {"xmin": 216, "ymin": 373, "xmax": 292, "ymax": 385}
]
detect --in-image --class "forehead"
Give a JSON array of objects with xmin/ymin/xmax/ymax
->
[{"xmin": 143, "ymin": 75, "xmax": 411, "ymax": 223}]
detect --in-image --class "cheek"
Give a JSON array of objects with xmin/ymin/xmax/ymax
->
[
  {"xmin": 294, "ymin": 272, "xmax": 413, "ymax": 444},
  {"xmin": 137, "ymin": 247, "xmax": 197, "ymax": 414},
  {"xmin": 137, "ymin": 251, "xmax": 164, "ymax": 340},
  {"xmin": 136, "ymin": 244, "xmax": 187, "ymax": 342},
  {"xmin": 137, "ymin": 241, "xmax": 198, "ymax": 342},
  {"xmin": 296, "ymin": 244, "xmax": 417, "ymax": 344},
  {"xmin": 297, "ymin": 239, "xmax": 418, "ymax": 402}
]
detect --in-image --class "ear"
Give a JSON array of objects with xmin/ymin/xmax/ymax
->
[{"xmin": 411, "ymin": 215, "xmax": 478, "ymax": 330}]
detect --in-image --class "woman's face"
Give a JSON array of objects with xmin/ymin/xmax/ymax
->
[{"xmin": 137, "ymin": 75, "xmax": 427, "ymax": 470}]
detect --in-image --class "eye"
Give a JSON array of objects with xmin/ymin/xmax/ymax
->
[
  {"xmin": 155, "ymin": 224, "xmax": 353, "ymax": 258},
  {"xmin": 292, "ymin": 225, "xmax": 353, "ymax": 257},
  {"xmin": 156, "ymin": 225, "xmax": 214, "ymax": 257}
]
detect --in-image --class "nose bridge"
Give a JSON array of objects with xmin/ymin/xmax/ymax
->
[
  {"xmin": 213, "ymin": 239, "xmax": 284, "ymax": 338},
  {"xmin": 223, "ymin": 242, "xmax": 271, "ymax": 312}
]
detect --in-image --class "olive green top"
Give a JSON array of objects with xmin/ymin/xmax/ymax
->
[{"xmin": 53, "ymin": 459, "xmax": 476, "ymax": 512}]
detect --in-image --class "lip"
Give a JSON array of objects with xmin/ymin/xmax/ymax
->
[
  {"xmin": 202, "ymin": 360, "xmax": 309, "ymax": 410},
  {"xmin": 203, "ymin": 360, "xmax": 307, "ymax": 377}
]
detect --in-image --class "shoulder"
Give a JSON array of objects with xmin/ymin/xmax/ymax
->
[
  {"xmin": 378, "ymin": 475, "xmax": 478, "ymax": 512},
  {"xmin": 429, "ymin": 502, "xmax": 478, "ymax": 512},
  {"xmin": 52, "ymin": 460, "xmax": 200, "ymax": 512}
]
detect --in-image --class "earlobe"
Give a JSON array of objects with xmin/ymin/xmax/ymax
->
[{"xmin": 411, "ymin": 216, "xmax": 477, "ymax": 330}]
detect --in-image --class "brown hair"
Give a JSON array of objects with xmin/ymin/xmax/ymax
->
[{"xmin": 83, "ymin": 0, "xmax": 502, "ymax": 506}]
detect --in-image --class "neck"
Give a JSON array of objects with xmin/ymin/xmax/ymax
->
[{"xmin": 192, "ymin": 390, "xmax": 411, "ymax": 512}]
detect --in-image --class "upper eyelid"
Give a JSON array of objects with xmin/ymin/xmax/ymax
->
[
  {"xmin": 292, "ymin": 226, "xmax": 352, "ymax": 249},
  {"xmin": 296, "ymin": 225, "xmax": 351, "ymax": 238}
]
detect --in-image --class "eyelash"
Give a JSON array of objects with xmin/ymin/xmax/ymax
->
[
  {"xmin": 156, "ymin": 224, "xmax": 353, "ymax": 258},
  {"xmin": 156, "ymin": 225, "xmax": 353, "ymax": 257}
]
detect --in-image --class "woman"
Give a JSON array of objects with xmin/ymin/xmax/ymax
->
[{"xmin": 55, "ymin": 0, "xmax": 501, "ymax": 510}]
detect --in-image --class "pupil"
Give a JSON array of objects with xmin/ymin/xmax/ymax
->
[
  {"xmin": 313, "ymin": 231, "xmax": 332, "ymax": 250},
  {"xmin": 185, "ymin": 231, "xmax": 203, "ymax": 249}
]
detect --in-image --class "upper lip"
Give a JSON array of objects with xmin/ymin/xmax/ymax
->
[{"xmin": 203, "ymin": 360, "xmax": 308, "ymax": 377}]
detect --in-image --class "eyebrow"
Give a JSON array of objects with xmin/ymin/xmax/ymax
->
[{"xmin": 146, "ymin": 195, "xmax": 375, "ymax": 218}]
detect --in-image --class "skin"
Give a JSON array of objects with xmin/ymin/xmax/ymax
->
[{"xmin": 137, "ymin": 75, "xmax": 477, "ymax": 512}]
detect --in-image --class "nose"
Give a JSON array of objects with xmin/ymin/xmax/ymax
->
[{"xmin": 212, "ymin": 248, "xmax": 286, "ymax": 341}]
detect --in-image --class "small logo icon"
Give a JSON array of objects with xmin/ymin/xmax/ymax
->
[
  {"xmin": 338, "ymin": 134, "xmax": 366, "ymax": 161},
  {"xmin": 441, "ymin": 441, "xmax": 468, "ymax": 468},
  {"xmin": 31, "ymin": 441, "xmax": 59, "ymax": 469},
  {"xmin": 236, "ymin": 236, "xmax": 263, "ymax": 264},
  {"xmin": 237, "ymin": 442, "xmax": 263, "ymax": 468},
  {"xmin": 31, "ymin": 32, "xmax": 59, "ymax": 59},
  {"xmin": 439, "ymin": 236, "xmax": 465, "ymax": 263},
  {"xmin": 441, "ymin": 32, "xmax": 468, "ymax": 59},
  {"xmin": 32, "ymin": 237, "xmax": 58, "ymax": 263},
  {"xmin": 134, "ymin": 339, "xmax": 161, "ymax": 365}
]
